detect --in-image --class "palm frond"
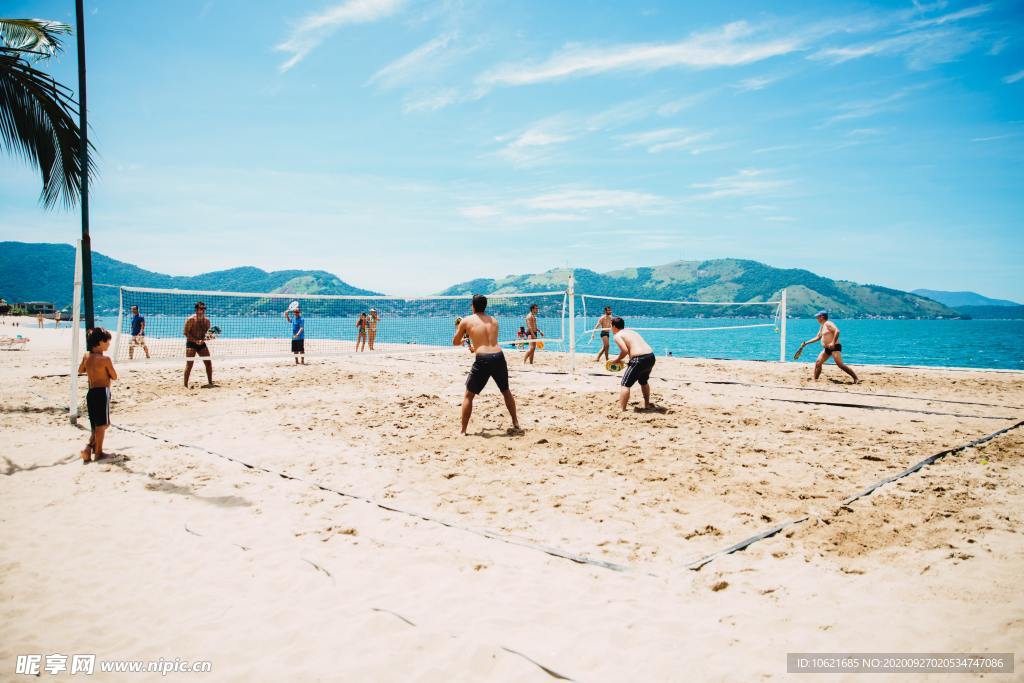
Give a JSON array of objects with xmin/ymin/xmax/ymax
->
[
  {"xmin": 0, "ymin": 52, "xmax": 95, "ymax": 209},
  {"xmin": 0, "ymin": 19, "xmax": 71, "ymax": 58}
]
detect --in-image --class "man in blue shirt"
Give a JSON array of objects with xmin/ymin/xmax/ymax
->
[
  {"xmin": 284, "ymin": 302, "xmax": 305, "ymax": 365},
  {"xmin": 128, "ymin": 305, "xmax": 150, "ymax": 359}
]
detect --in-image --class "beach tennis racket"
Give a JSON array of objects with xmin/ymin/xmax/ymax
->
[
  {"xmin": 793, "ymin": 345, "xmax": 804, "ymax": 360},
  {"xmin": 606, "ymin": 360, "xmax": 624, "ymax": 372}
]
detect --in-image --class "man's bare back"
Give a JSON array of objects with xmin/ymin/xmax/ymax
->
[
  {"xmin": 612, "ymin": 328, "xmax": 653, "ymax": 358},
  {"xmin": 457, "ymin": 313, "xmax": 501, "ymax": 355}
]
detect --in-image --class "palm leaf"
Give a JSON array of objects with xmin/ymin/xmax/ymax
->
[
  {"xmin": 0, "ymin": 18, "xmax": 71, "ymax": 58},
  {"xmin": 0, "ymin": 51, "xmax": 95, "ymax": 208}
]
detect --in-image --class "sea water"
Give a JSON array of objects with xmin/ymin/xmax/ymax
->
[{"xmin": 86, "ymin": 315, "xmax": 1024, "ymax": 370}]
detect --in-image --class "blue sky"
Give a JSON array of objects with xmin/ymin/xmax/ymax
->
[{"xmin": 2, "ymin": 0, "xmax": 1022, "ymax": 298}]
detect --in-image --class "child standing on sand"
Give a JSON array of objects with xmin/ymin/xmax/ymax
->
[{"xmin": 78, "ymin": 328, "xmax": 117, "ymax": 463}]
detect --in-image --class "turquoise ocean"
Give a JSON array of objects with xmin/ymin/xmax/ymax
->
[{"xmin": 88, "ymin": 315, "xmax": 1024, "ymax": 371}]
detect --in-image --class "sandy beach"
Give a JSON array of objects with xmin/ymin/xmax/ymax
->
[{"xmin": 2, "ymin": 323, "xmax": 1022, "ymax": 681}]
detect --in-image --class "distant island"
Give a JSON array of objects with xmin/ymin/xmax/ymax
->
[
  {"xmin": 912, "ymin": 289, "xmax": 1020, "ymax": 308},
  {"xmin": 442, "ymin": 260, "xmax": 960, "ymax": 319},
  {"xmin": 0, "ymin": 241, "xmax": 974, "ymax": 319},
  {"xmin": 0, "ymin": 242, "xmax": 378, "ymax": 313}
]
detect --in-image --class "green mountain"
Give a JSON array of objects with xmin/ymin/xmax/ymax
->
[
  {"xmin": 440, "ymin": 259, "xmax": 961, "ymax": 319},
  {"xmin": 955, "ymin": 305, "xmax": 1024, "ymax": 320},
  {"xmin": 912, "ymin": 288, "xmax": 1020, "ymax": 308},
  {"xmin": 0, "ymin": 242, "xmax": 378, "ymax": 312}
]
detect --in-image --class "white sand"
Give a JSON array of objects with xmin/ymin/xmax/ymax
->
[{"xmin": 1, "ymin": 324, "xmax": 1022, "ymax": 681}]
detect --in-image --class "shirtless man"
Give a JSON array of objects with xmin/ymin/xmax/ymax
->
[
  {"xmin": 183, "ymin": 301, "xmax": 214, "ymax": 388},
  {"xmin": 367, "ymin": 308, "xmax": 379, "ymax": 350},
  {"xmin": 795, "ymin": 310, "xmax": 858, "ymax": 383},
  {"xmin": 453, "ymin": 294, "xmax": 520, "ymax": 436},
  {"xmin": 594, "ymin": 305, "xmax": 613, "ymax": 362},
  {"xmin": 610, "ymin": 317, "xmax": 657, "ymax": 411},
  {"xmin": 523, "ymin": 303, "xmax": 545, "ymax": 365}
]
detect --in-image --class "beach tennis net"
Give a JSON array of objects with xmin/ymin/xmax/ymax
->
[
  {"xmin": 111, "ymin": 286, "xmax": 567, "ymax": 362},
  {"xmin": 580, "ymin": 293, "xmax": 786, "ymax": 361}
]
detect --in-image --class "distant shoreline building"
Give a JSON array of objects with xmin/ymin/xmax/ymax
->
[{"xmin": 14, "ymin": 301, "xmax": 56, "ymax": 316}]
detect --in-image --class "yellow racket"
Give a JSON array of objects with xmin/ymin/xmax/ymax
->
[{"xmin": 606, "ymin": 360, "xmax": 624, "ymax": 372}]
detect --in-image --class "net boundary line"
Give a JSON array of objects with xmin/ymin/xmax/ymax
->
[
  {"xmin": 30, "ymin": 380, "xmax": 1022, "ymax": 580},
  {"xmin": 580, "ymin": 294, "xmax": 781, "ymax": 306},
  {"xmin": 108, "ymin": 422, "xmax": 647, "ymax": 577},
  {"xmin": 686, "ymin": 419, "xmax": 1024, "ymax": 570}
]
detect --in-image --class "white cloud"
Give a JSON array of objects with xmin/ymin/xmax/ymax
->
[
  {"xmin": 1004, "ymin": 69, "xmax": 1024, "ymax": 84},
  {"xmin": 733, "ymin": 75, "xmax": 781, "ymax": 92},
  {"xmin": 907, "ymin": 3, "xmax": 991, "ymax": 29},
  {"xmin": 276, "ymin": 0, "xmax": 404, "ymax": 72},
  {"xmin": 367, "ymin": 33, "xmax": 457, "ymax": 88},
  {"xmin": 690, "ymin": 168, "xmax": 791, "ymax": 200},
  {"xmin": 495, "ymin": 125, "xmax": 575, "ymax": 164},
  {"xmin": 524, "ymin": 188, "xmax": 665, "ymax": 212},
  {"xmin": 402, "ymin": 88, "xmax": 462, "ymax": 112},
  {"xmin": 616, "ymin": 128, "xmax": 715, "ymax": 154},
  {"xmin": 823, "ymin": 85, "xmax": 929, "ymax": 125},
  {"xmin": 477, "ymin": 21, "xmax": 802, "ymax": 88}
]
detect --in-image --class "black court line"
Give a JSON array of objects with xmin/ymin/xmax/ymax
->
[
  {"xmin": 841, "ymin": 419, "xmax": 1024, "ymax": 505},
  {"xmin": 32, "ymin": 376, "xmax": 1024, "ymax": 580},
  {"xmin": 703, "ymin": 380, "xmax": 1023, "ymax": 411},
  {"xmin": 110, "ymin": 422, "xmax": 646, "ymax": 577},
  {"xmin": 766, "ymin": 398, "xmax": 1017, "ymax": 420}
]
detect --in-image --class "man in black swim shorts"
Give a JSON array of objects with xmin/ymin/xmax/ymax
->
[
  {"xmin": 795, "ymin": 310, "xmax": 858, "ymax": 384},
  {"xmin": 453, "ymin": 294, "xmax": 521, "ymax": 435},
  {"xmin": 183, "ymin": 301, "xmax": 214, "ymax": 388},
  {"xmin": 610, "ymin": 317, "xmax": 658, "ymax": 411},
  {"xmin": 594, "ymin": 306, "xmax": 613, "ymax": 362}
]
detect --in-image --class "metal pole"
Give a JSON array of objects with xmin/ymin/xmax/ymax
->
[
  {"xmin": 568, "ymin": 271, "xmax": 576, "ymax": 376},
  {"xmin": 75, "ymin": 0, "xmax": 94, "ymax": 330},
  {"xmin": 70, "ymin": 240, "xmax": 83, "ymax": 423},
  {"xmin": 780, "ymin": 288, "xmax": 788, "ymax": 362},
  {"xmin": 112, "ymin": 287, "xmax": 124, "ymax": 361}
]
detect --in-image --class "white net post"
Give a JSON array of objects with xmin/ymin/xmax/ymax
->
[
  {"xmin": 568, "ymin": 271, "xmax": 576, "ymax": 376},
  {"xmin": 69, "ymin": 240, "xmax": 83, "ymax": 424},
  {"xmin": 779, "ymin": 288, "xmax": 787, "ymax": 362},
  {"xmin": 113, "ymin": 286, "xmax": 124, "ymax": 361}
]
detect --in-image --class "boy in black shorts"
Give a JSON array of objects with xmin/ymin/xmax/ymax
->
[
  {"xmin": 610, "ymin": 317, "xmax": 657, "ymax": 411},
  {"xmin": 77, "ymin": 327, "xmax": 117, "ymax": 462}
]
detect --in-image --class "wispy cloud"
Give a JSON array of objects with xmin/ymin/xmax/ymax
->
[
  {"xmin": 523, "ymin": 188, "xmax": 665, "ymax": 212},
  {"xmin": 970, "ymin": 133, "xmax": 1020, "ymax": 142},
  {"xmin": 402, "ymin": 88, "xmax": 462, "ymax": 112},
  {"xmin": 823, "ymin": 84, "xmax": 929, "ymax": 126},
  {"xmin": 907, "ymin": 3, "xmax": 991, "ymax": 29},
  {"xmin": 690, "ymin": 168, "xmax": 791, "ymax": 200},
  {"xmin": 733, "ymin": 74, "xmax": 782, "ymax": 92},
  {"xmin": 811, "ymin": 4, "xmax": 990, "ymax": 70},
  {"xmin": 495, "ymin": 124, "xmax": 575, "ymax": 164},
  {"xmin": 367, "ymin": 33, "xmax": 457, "ymax": 88},
  {"xmin": 1004, "ymin": 69, "xmax": 1024, "ymax": 85},
  {"xmin": 276, "ymin": 0, "xmax": 404, "ymax": 73},
  {"xmin": 616, "ymin": 128, "xmax": 717, "ymax": 154},
  {"xmin": 477, "ymin": 21, "xmax": 802, "ymax": 89}
]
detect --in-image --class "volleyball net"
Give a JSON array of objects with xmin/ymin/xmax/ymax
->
[
  {"xmin": 110, "ymin": 286, "xmax": 568, "ymax": 362},
  {"xmin": 580, "ymin": 292, "xmax": 787, "ymax": 362}
]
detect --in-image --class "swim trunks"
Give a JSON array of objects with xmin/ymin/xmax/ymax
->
[
  {"xmin": 466, "ymin": 351, "xmax": 510, "ymax": 394},
  {"xmin": 186, "ymin": 340, "xmax": 210, "ymax": 354},
  {"xmin": 291, "ymin": 339, "xmax": 305, "ymax": 354},
  {"xmin": 600, "ymin": 330, "xmax": 610, "ymax": 338},
  {"xmin": 823, "ymin": 343, "xmax": 843, "ymax": 357},
  {"xmin": 621, "ymin": 353, "xmax": 656, "ymax": 388},
  {"xmin": 86, "ymin": 386, "xmax": 110, "ymax": 429}
]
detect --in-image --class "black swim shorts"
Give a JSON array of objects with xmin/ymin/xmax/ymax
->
[
  {"xmin": 466, "ymin": 351, "xmax": 510, "ymax": 394},
  {"xmin": 86, "ymin": 386, "xmax": 110, "ymax": 429},
  {"xmin": 291, "ymin": 339, "xmax": 305, "ymax": 354},
  {"xmin": 823, "ymin": 343, "xmax": 843, "ymax": 356},
  {"xmin": 621, "ymin": 353, "xmax": 655, "ymax": 388},
  {"xmin": 600, "ymin": 330, "xmax": 610, "ymax": 338},
  {"xmin": 186, "ymin": 340, "xmax": 209, "ymax": 354}
]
